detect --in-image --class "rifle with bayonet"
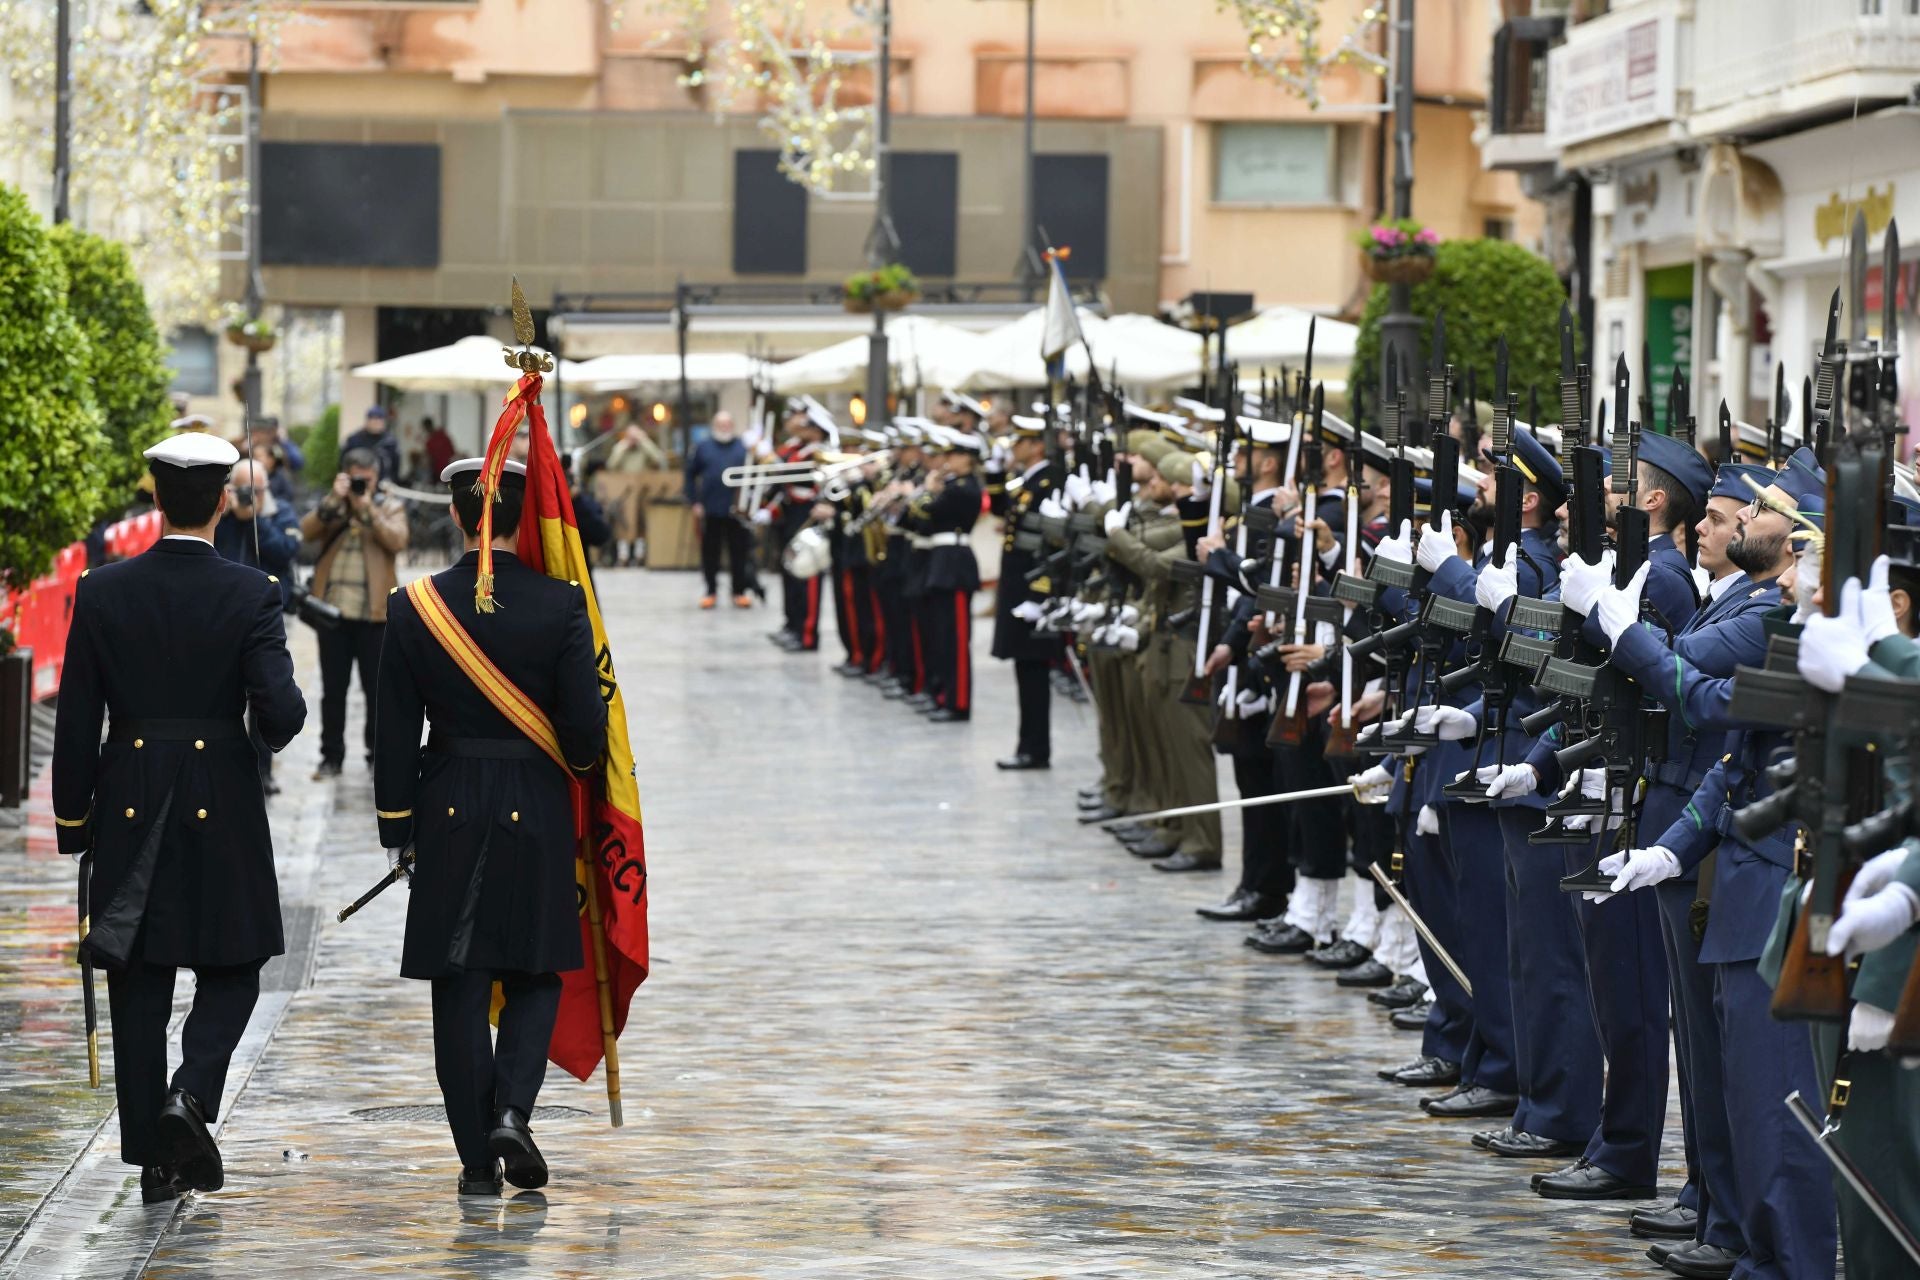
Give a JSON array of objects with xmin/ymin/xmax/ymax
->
[{"xmin": 1349, "ymin": 346, "xmax": 1423, "ymax": 753}]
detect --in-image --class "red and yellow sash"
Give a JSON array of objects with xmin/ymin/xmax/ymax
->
[{"xmin": 405, "ymin": 575, "xmax": 567, "ymax": 773}]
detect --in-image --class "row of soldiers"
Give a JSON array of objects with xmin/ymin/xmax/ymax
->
[{"xmin": 755, "ymin": 275, "xmax": 1920, "ymax": 1275}]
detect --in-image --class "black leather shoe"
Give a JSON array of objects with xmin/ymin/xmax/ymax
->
[
  {"xmin": 1337, "ymin": 959, "xmax": 1396, "ymax": 988},
  {"xmin": 1390, "ymin": 1001, "xmax": 1434, "ymax": 1031},
  {"xmin": 1423, "ymin": 1085, "xmax": 1519, "ymax": 1118},
  {"xmin": 1391, "ymin": 1056, "xmax": 1461, "ymax": 1088},
  {"xmin": 487, "ymin": 1107, "xmax": 549, "ymax": 1190},
  {"xmin": 1645, "ymin": 1241, "xmax": 1684, "ymax": 1267},
  {"xmin": 1659, "ymin": 1242, "xmax": 1740, "ymax": 1278},
  {"xmin": 1078, "ymin": 805, "xmax": 1124, "ymax": 824},
  {"xmin": 1077, "ymin": 785, "xmax": 1105, "ymax": 802},
  {"xmin": 834, "ymin": 661, "xmax": 867, "ymax": 677},
  {"xmin": 141, "ymin": 1165, "xmax": 190, "ymax": 1204},
  {"xmin": 1630, "ymin": 1201, "xmax": 1699, "ymax": 1240},
  {"xmin": 1107, "ymin": 824, "xmax": 1155, "ymax": 843},
  {"xmin": 996, "ymin": 754, "xmax": 1050, "ymax": 770},
  {"xmin": 1126, "ymin": 838, "xmax": 1178, "ymax": 859},
  {"xmin": 1534, "ymin": 1159, "xmax": 1656, "ymax": 1200},
  {"xmin": 1197, "ymin": 891, "xmax": 1281, "ymax": 922},
  {"xmin": 1150, "ymin": 852, "xmax": 1221, "ymax": 873},
  {"xmin": 1245, "ymin": 923, "xmax": 1315, "ymax": 954},
  {"xmin": 880, "ymin": 682, "xmax": 909, "ymax": 700},
  {"xmin": 1488, "ymin": 1130, "xmax": 1585, "ymax": 1159},
  {"xmin": 902, "ymin": 693, "xmax": 936, "ymax": 711},
  {"xmin": 1305, "ymin": 938, "xmax": 1371, "ymax": 970},
  {"xmin": 156, "ymin": 1089, "xmax": 223, "ymax": 1192},
  {"xmin": 1077, "ymin": 791, "xmax": 1111, "ymax": 809},
  {"xmin": 458, "ymin": 1161, "xmax": 504, "ymax": 1197},
  {"xmin": 1369, "ymin": 976, "xmax": 1429, "ymax": 1008},
  {"xmin": 1378, "ymin": 1054, "xmax": 1445, "ymax": 1082},
  {"xmin": 1471, "ymin": 1126, "xmax": 1514, "ymax": 1150},
  {"xmin": 926, "ymin": 708, "xmax": 970, "ymax": 723}
]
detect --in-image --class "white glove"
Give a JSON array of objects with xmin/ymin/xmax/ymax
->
[
  {"xmin": 1593, "ymin": 562, "xmax": 1648, "ymax": 646},
  {"xmin": 1414, "ymin": 704, "xmax": 1478, "ymax": 741},
  {"xmin": 751, "ymin": 508, "xmax": 772, "ymax": 526},
  {"xmin": 1416, "ymin": 510, "xmax": 1459, "ymax": 572},
  {"xmin": 70, "ymin": 849, "xmax": 86, "ymax": 864},
  {"xmin": 1859, "ymin": 554, "xmax": 1900, "ymax": 647},
  {"xmin": 1850, "ymin": 1002, "xmax": 1897, "ymax": 1053},
  {"xmin": 1476, "ymin": 544, "xmax": 1518, "ymax": 613},
  {"xmin": 1063, "ymin": 472, "xmax": 1092, "ymax": 509},
  {"xmin": 1090, "ymin": 479, "xmax": 1115, "ymax": 508},
  {"xmin": 386, "ymin": 846, "xmax": 412, "ymax": 886},
  {"xmin": 1415, "ymin": 805, "xmax": 1440, "ymax": 836},
  {"xmin": 1825, "ymin": 876, "xmax": 1920, "ymax": 957},
  {"xmin": 1038, "ymin": 494, "xmax": 1067, "ymax": 520},
  {"xmin": 1352, "ymin": 764, "xmax": 1394, "ymax": 803},
  {"xmin": 1850, "ymin": 846, "xmax": 1914, "ymax": 900},
  {"xmin": 1235, "ymin": 688, "xmax": 1272, "ymax": 718},
  {"xmin": 1111, "ymin": 624, "xmax": 1141, "ymax": 652},
  {"xmin": 1604, "ymin": 845, "xmax": 1681, "ymax": 894},
  {"xmin": 1482, "ymin": 762, "xmax": 1540, "ymax": 801},
  {"xmin": 1103, "ymin": 503, "xmax": 1132, "ymax": 536},
  {"xmin": 1798, "ymin": 578, "xmax": 1872, "ymax": 693},
  {"xmin": 1116, "ymin": 604, "xmax": 1140, "ymax": 627},
  {"xmin": 1012, "ymin": 601, "xmax": 1044, "ymax": 623},
  {"xmin": 1372, "ymin": 518, "xmax": 1414, "ymax": 567},
  {"xmin": 1190, "ymin": 458, "xmax": 1210, "ymax": 495},
  {"xmin": 1559, "ymin": 550, "xmax": 1615, "ymax": 617},
  {"xmin": 1558, "ymin": 767, "xmax": 1617, "ymax": 833}
]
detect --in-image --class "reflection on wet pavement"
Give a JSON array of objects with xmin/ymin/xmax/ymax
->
[{"xmin": 6, "ymin": 569, "xmax": 1682, "ymax": 1277}]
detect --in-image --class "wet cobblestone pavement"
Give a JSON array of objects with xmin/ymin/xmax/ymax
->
[{"xmin": 3, "ymin": 568, "xmax": 1684, "ymax": 1277}]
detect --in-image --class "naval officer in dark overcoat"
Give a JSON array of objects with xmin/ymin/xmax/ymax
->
[
  {"xmin": 52, "ymin": 430, "xmax": 307, "ymax": 1202},
  {"xmin": 373, "ymin": 456, "xmax": 606, "ymax": 1197}
]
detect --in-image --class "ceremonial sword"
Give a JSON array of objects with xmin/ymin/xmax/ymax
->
[
  {"xmin": 1785, "ymin": 1089, "xmax": 1920, "ymax": 1269},
  {"xmin": 1101, "ymin": 780, "xmax": 1382, "ymax": 828},
  {"xmin": 78, "ymin": 853, "xmax": 99, "ymax": 1089},
  {"xmin": 337, "ymin": 845, "xmax": 416, "ymax": 923},
  {"xmin": 1367, "ymin": 861, "xmax": 1473, "ymax": 998}
]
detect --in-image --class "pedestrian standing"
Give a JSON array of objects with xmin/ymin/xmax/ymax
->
[
  {"xmin": 684, "ymin": 411, "xmax": 757, "ymax": 608},
  {"xmin": 301, "ymin": 447, "xmax": 409, "ymax": 779},
  {"xmin": 343, "ymin": 405, "xmax": 403, "ymax": 482},
  {"xmin": 215, "ymin": 457, "xmax": 301, "ymax": 796},
  {"xmin": 51, "ymin": 431, "xmax": 306, "ymax": 1204}
]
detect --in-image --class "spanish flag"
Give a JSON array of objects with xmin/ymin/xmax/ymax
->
[{"xmin": 479, "ymin": 372, "xmax": 649, "ymax": 1087}]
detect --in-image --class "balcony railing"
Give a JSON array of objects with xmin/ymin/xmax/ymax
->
[
  {"xmin": 1490, "ymin": 16, "xmax": 1566, "ymax": 136},
  {"xmin": 1692, "ymin": 1, "xmax": 1920, "ymax": 127}
]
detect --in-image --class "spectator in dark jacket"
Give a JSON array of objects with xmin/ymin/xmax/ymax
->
[
  {"xmin": 343, "ymin": 405, "xmax": 403, "ymax": 481},
  {"xmin": 684, "ymin": 412, "xmax": 757, "ymax": 607},
  {"xmin": 214, "ymin": 459, "xmax": 300, "ymax": 604}
]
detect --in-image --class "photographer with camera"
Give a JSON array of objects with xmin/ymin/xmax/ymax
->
[
  {"xmin": 215, "ymin": 458, "xmax": 300, "ymax": 793},
  {"xmin": 300, "ymin": 448, "xmax": 409, "ymax": 780}
]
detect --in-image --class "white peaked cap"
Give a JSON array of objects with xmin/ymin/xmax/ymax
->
[
  {"xmin": 1237, "ymin": 416, "xmax": 1291, "ymax": 447},
  {"xmin": 441, "ymin": 457, "xmax": 528, "ymax": 482},
  {"xmin": 145, "ymin": 432, "xmax": 239, "ymax": 469}
]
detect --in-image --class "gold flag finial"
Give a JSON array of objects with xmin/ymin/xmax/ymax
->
[{"xmin": 503, "ymin": 275, "xmax": 554, "ymax": 374}]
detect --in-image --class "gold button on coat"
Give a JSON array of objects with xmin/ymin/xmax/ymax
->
[
  {"xmin": 447, "ymin": 806, "xmax": 456, "ymax": 816},
  {"xmin": 124, "ymin": 808, "xmax": 135, "ymax": 818},
  {"xmin": 511, "ymin": 811, "xmax": 520, "ymax": 822},
  {"xmin": 133, "ymin": 738, "xmax": 144, "ymax": 748},
  {"xmin": 196, "ymin": 808, "xmax": 207, "ymax": 819},
  {"xmin": 194, "ymin": 739, "xmax": 205, "ymax": 750}
]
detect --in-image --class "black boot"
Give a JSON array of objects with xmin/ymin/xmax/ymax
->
[{"xmin": 487, "ymin": 1107, "xmax": 549, "ymax": 1190}]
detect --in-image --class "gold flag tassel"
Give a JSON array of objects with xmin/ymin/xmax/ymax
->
[{"xmin": 476, "ymin": 276, "xmax": 556, "ymax": 612}]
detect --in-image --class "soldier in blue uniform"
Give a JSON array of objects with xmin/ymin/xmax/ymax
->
[
  {"xmin": 53, "ymin": 431, "xmax": 307, "ymax": 1203},
  {"xmin": 373, "ymin": 457, "xmax": 608, "ymax": 1197}
]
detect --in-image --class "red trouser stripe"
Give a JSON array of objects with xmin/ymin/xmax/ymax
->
[
  {"xmin": 952, "ymin": 591, "xmax": 971, "ymax": 712},
  {"xmin": 803, "ymin": 577, "xmax": 820, "ymax": 646},
  {"xmin": 840, "ymin": 570, "xmax": 861, "ymax": 665},
  {"xmin": 868, "ymin": 585, "xmax": 887, "ymax": 672}
]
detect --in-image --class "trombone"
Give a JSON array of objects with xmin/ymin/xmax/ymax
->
[{"xmin": 721, "ymin": 450, "xmax": 891, "ymax": 501}]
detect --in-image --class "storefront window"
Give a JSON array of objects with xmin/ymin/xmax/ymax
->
[{"xmin": 1212, "ymin": 123, "xmax": 1338, "ymax": 205}]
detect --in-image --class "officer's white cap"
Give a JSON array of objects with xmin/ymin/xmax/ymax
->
[
  {"xmin": 440, "ymin": 457, "xmax": 528, "ymax": 482},
  {"xmin": 1237, "ymin": 416, "xmax": 1291, "ymax": 447},
  {"xmin": 144, "ymin": 432, "xmax": 239, "ymax": 469},
  {"xmin": 1010, "ymin": 415, "xmax": 1048, "ymax": 435},
  {"xmin": 942, "ymin": 388, "xmax": 988, "ymax": 418}
]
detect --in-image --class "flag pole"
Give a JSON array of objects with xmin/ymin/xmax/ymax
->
[{"xmin": 579, "ymin": 827, "xmax": 624, "ymax": 1128}]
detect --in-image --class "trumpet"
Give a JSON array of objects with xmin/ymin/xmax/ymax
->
[{"xmin": 721, "ymin": 450, "xmax": 891, "ymax": 499}]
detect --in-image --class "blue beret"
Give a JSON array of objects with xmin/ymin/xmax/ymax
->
[
  {"xmin": 1637, "ymin": 431, "xmax": 1713, "ymax": 505},
  {"xmin": 1772, "ymin": 447, "xmax": 1826, "ymax": 508},
  {"xmin": 1709, "ymin": 462, "xmax": 1772, "ymax": 503},
  {"xmin": 1506, "ymin": 428, "xmax": 1566, "ymax": 504},
  {"xmin": 1796, "ymin": 489, "xmax": 1826, "ymax": 531}
]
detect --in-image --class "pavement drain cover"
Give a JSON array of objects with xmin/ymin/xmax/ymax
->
[{"xmin": 351, "ymin": 1105, "xmax": 590, "ymax": 1123}]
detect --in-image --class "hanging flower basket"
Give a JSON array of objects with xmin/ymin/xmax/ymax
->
[
  {"xmin": 224, "ymin": 316, "xmax": 277, "ymax": 354},
  {"xmin": 1355, "ymin": 219, "xmax": 1440, "ymax": 286},
  {"xmin": 843, "ymin": 265, "xmax": 921, "ymax": 314}
]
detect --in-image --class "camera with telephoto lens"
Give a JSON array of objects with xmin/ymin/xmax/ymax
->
[
  {"xmin": 286, "ymin": 578, "xmax": 343, "ymax": 631},
  {"xmin": 349, "ymin": 476, "xmax": 370, "ymax": 497},
  {"xmin": 231, "ymin": 484, "xmax": 256, "ymax": 506}
]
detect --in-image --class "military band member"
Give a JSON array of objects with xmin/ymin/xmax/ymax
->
[
  {"xmin": 903, "ymin": 429, "xmax": 984, "ymax": 722},
  {"xmin": 53, "ymin": 431, "xmax": 307, "ymax": 1202},
  {"xmin": 991, "ymin": 415, "xmax": 1065, "ymax": 769},
  {"xmin": 373, "ymin": 457, "xmax": 608, "ymax": 1197},
  {"xmin": 761, "ymin": 401, "xmax": 834, "ymax": 652}
]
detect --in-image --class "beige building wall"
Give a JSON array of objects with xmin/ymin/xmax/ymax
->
[{"xmin": 242, "ymin": 0, "xmax": 1541, "ymax": 318}]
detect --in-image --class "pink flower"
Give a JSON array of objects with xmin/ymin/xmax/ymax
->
[
  {"xmin": 1414, "ymin": 226, "xmax": 1439, "ymax": 246},
  {"xmin": 1371, "ymin": 226, "xmax": 1393, "ymax": 246}
]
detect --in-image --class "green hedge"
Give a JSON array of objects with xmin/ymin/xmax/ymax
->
[
  {"xmin": 50, "ymin": 224, "xmax": 172, "ymax": 520},
  {"xmin": 302, "ymin": 403, "xmax": 341, "ymax": 490},
  {"xmin": 0, "ymin": 185, "xmax": 107, "ymax": 589},
  {"xmin": 1351, "ymin": 238, "xmax": 1571, "ymax": 425}
]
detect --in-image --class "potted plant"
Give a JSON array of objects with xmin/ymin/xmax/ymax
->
[
  {"xmin": 223, "ymin": 308, "xmax": 277, "ymax": 354},
  {"xmin": 843, "ymin": 264, "xmax": 921, "ymax": 314},
  {"xmin": 1355, "ymin": 219, "xmax": 1440, "ymax": 285}
]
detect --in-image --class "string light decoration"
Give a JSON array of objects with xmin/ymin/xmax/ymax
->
[
  {"xmin": 642, "ymin": 0, "xmax": 880, "ymax": 194},
  {"xmin": 0, "ymin": 1, "xmax": 287, "ymax": 330},
  {"xmin": 1216, "ymin": 1, "xmax": 1389, "ymax": 107}
]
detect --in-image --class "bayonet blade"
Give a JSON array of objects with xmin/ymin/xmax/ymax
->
[
  {"xmin": 1428, "ymin": 310, "xmax": 1450, "ymax": 429},
  {"xmin": 1491, "ymin": 338, "xmax": 1512, "ymax": 458},
  {"xmin": 1814, "ymin": 288, "xmax": 1843, "ymax": 451},
  {"xmin": 1720, "ymin": 400, "xmax": 1734, "ymax": 463},
  {"xmin": 1611, "ymin": 354, "xmax": 1632, "ymax": 495},
  {"xmin": 1850, "ymin": 209, "xmax": 1871, "ymax": 348},
  {"xmin": 1772, "ymin": 360, "xmax": 1788, "ymax": 461},
  {"xmin": 1884, "ymin": 219, "xmax": 1902, "ymax": 359}
]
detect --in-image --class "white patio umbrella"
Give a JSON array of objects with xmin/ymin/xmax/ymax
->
[
  {"xmin": 1221, "ymin": 307, "xmax": 1358, "ymax": 368},
  {"xmin": 766, "ymin": 315, "xmax": 985, "ymax": 394},
  {"xmin": 350, "ymin": 335, "xmax": 590, "ymax": 391},
  {"xmin": 961, "ymin": 307, "xmax": 1197, "ymax": 390},
  {"xmin": 571, "ymin": 352, "xmax": 760, "ymax": 389}
]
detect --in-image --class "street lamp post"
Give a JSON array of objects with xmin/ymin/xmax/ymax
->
[
  {"xmin": 242, "ymin": 35, "xmax": 265, "ymax": 430},
  {"xmin": 52, "ymin": 0, "xmax": 71, "ymax": 224},
  {"xmin": 1377, "ymin": 0, "xmax": 1419, "ymax": 417},
  {"xmin": 1020, "ymin": 0, "xmax": 1035, "ymax": 294},
  {"xmin": 863, "ymin": 0, "xmax": 898, "ymax": 431}
]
